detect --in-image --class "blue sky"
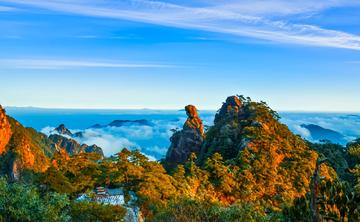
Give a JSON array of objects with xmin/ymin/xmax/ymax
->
[{"xmin": 0, "ymin": 0, "xmax": 360, "ymax": 111}]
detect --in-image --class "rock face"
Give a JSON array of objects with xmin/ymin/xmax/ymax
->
[
  {"xmin": 214, "ymin": 96, "xmax": 242, "ymax": 124},
  {"xmin": 0, "ymin": 106, "xmax": 12, "ymax": 155},
  {"xmin": 83, "ymin": 144, "xmax": 104, "ymax": 156},
  {"xmin": 183, "ymin": 105, "xmax": 204, "ymax": 134},
  {"xmin": 165, "ymin": 105, "xmax": 204, "ymax": 167},
  {"xmin": 54, "ymin": 124, "xmax": 73, "ymax": 137},
  {"xmin": 51, "ymin": 124, "xmax": 104, "ymax": 156},
  {"xmin": 49, "ymin": 134, "xmax": 104, "ymax": 157},
  {"xmin": 200, "ymin": 96, "xmax": 245, "ymax": 161}
]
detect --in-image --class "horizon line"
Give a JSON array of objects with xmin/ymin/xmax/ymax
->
[{"xmin": 4, "ymin": 105, "xmax": 360, "ymax": 114}]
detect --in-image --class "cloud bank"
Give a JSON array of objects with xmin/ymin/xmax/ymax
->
[
  {"xmin": 41, "ymin": 115, "xmax": 211, "ymax": 159},
  {"xmin": 41, "ymin": 111, "xmax": 360, "ymax": 159},
  {"xmin": 0, "ymin": 59, "xmax": 177, "ymax": 70},
  {"xmin": 280, "ymin": 113, "xmax": 360, "ymax": 143},
  {"xmin": 2, "ymin": 0, "xmax": 360, "ymax": 50}
]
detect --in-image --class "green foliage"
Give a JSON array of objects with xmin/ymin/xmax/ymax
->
[
  {"xmin": 152, "ymin": 198, "xmax": 278, "ymax": 222},
  {"xmin": 0, "ymin": 117, "xmax": 57, "ymax": 180},
  {"xmin": 284, "ymin": 179, "xmax": 360, "ymax": 222},
  {"xmin": 0, "ymin": 177, "xmax": 70, "ymax": 222},
  {"xmin": 70, "ymin": 202, "xmax": 126, "ymax": 222},
  {"xmin": 310, "ymin": 142, "xmax": 350, "ymax": 181},
  {"xmin": 41, "ymin": 152, "xmax": 102, "ymax": 195},
  {"xmin": 2, "ymin": 96, "xmax": 360, "ymax": 221},
  {"xmin": 40, "ymin": 166, "xmax": 74, "ymax": 194},
  {"xmin": 200, "ymin": 96, "xmax": 322, "ymax": 209},
  {"xmin": 204, "ymin": 153, "xmax": 236, "ymax": 195},
  {"xmin": 347, "ymin": 139, "xmax": 360, "ymax": 191}
]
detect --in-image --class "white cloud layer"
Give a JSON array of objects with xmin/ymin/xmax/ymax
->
[
  {"xmin": 40, "ymin": 111, "xmax": 360, "ymax": 158},
  {"xmin": 40, "ymin": 113, "xmax": 214, "ymax": 158},
  {"xmin": 281, "ymin": 113, "xmax": 360, "ymax": 143},
  {"xmin": 0, "ymin": 59, "xmax": 177, "ymax": 70},
  {"xmin": 0, "ymin": 5, "xmax": 15, "ymax": 11},
  {"xmin": 1, "ymin": 0, "xmax": 360, "ymax": 50}
]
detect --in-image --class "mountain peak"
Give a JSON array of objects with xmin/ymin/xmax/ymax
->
[
  {"xmin": 214, "ymin": 95, "xmax": 242, "ymax": 123},
  {"xmin": 54, "ymin": 124, "xmax": 73, "ymax": 136}
]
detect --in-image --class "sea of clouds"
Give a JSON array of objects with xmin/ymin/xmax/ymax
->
[
  {"xmin": 41, "ymin": 114, "xmax": 215, "ymax": 159},
  {"xmin": 280, "ymin": 113, "xmax": 360, "ymax": 143},
  {"xmin": 41, "ymin": 112, "xmax": 360, "ymax": 159}
]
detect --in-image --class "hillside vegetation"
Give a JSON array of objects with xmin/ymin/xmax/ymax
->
[{"xmin": 0, "ymin": 96, "xmax": 359, "ymax": 221}]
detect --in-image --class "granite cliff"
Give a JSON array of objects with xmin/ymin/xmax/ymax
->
[
  {"xmin": 49, "ymin": 133, "xmax": 104, "ymax": 156},
  {"xmin": 165, "ymin": 105, "xmax": 204, "ymax": 168},
  {"xmin": 50, "ymin": 124, "xmax": 104, "ymax": 157}
]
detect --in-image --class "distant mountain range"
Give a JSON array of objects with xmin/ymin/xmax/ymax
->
[
  {"xmin": 300, "ymin": 124, "xmax": 347, "ymax": 144},
  {"xmin": 90, "ymin": 119, "xmax": 154, "ymax": 129}
]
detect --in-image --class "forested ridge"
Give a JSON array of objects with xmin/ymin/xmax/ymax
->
[{"xmin": 0, "ymin": 96, "xmax": 359, "ymax": 222}]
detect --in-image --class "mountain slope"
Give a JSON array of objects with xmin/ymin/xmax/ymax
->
[
  {"xmin": 164, "ymin": 96, "xmax": 335, "ymax": 209},
  {"xmin": 50, "ymin": 124, "xmax": 104, "ymax": 156},
  {"xmin": 0, "ymin": 116, "xmax": 55, "ymax": 179},
  {"xmin": 0, "ymin": 107, "xmax": 104, "ymax": 180}
]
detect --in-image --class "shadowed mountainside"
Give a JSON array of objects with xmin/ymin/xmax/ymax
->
[{"xmin": 0, "ymin": 107, "xmax": 104, "ymax": 180}]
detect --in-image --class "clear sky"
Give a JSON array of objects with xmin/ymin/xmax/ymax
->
[{"xmin": 0, "ymin": 0, "xmax": 359, "ymax": 111}]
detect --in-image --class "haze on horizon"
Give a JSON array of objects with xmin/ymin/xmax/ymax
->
[{"xmin": 0, "ymin": 0, "xmax": 360, "ymax": 112}]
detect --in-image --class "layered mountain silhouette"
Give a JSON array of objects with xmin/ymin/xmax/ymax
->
[
  {"xmin": 51, "ymin": 124, "xmax": 104, "ymax": 156},
  {"xmin": 90, "ymin": 119, "xmax": 153, "ymax": 129},
  {"xmin": 300, "ymin": 124, "xmax": 347, "ymax": 144},
  {"xmin": 0, "ymin": 107, "xmax": 104, "ymax": 180}
]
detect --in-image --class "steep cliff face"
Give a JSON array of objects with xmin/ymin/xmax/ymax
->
[
  {"xmin": 165, "ymin": 105, "xmax": 204, "ymax": 167},
  {"xmin": 1, "ymin": 116, "xmax": 54, "ymax": 180},
  {"xmin": 54, "ymin": 124, "xmax": 73, "ymax": 137},
  {"xmin": 51, "ymin": 124, "xmax": 104, "ymax": 157},
  {"xmin": 49, "ymin": 134, "xmax": 104, "ymax": 157},
  {"xmin": 214, "ymin": 96, "xmax": 242, "ymax": 124},
  {"xmin": 200, "ymin": 96, "xmax": 246, "ymax": 161},
  {"xmin": 83, "ymin": 144, "xmax": 104, "ymax": 156},
  {"xmin": 0, "ymin": 106, "xmax": 12, "ymax": 155}
]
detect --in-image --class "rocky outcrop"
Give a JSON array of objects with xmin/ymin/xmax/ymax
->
[
  {"xmin": 54, "ymin": 124, "xmax": 73, "ymax": 137},
  {"xmin": 199, "ymin": 96, "xmax": 247, "ymax": 161},
  {"xmin": 183, "ymin": 105, "xmax": 204, "ymax": 134},
  {"xmin": 214, "ymin": 96, "xmax": 242, "ymax": 124},
  {"xmin": 83, "ymin": 144, "xmax": 104, "ymax": 156},
  {"xmin": 165, "ymin": 105, "xmax": 204, "ymax": 167},
  {"xmin": 0, "ymin": 106, "xmax": 12, "ymax": 155},
  {"xmin": 51, "ymin": 124, "xmax": 104, "ymax": 156},
  {"xmin": 49, "ymin": 134, "xmax": 104, "ymax": 157}
]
